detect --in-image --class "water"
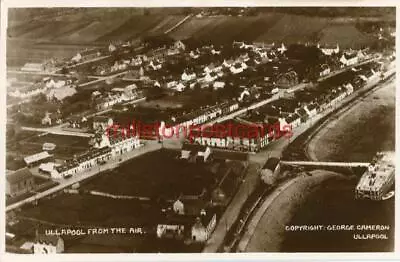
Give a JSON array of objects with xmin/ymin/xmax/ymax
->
[{"xmin": 281, "ymin": 81, "xmax": 395, "ymax": 252}]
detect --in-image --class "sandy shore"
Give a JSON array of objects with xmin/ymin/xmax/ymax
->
[{"xmin": 242, "ymin": 170, "xmax": 345, "ymax": 252}]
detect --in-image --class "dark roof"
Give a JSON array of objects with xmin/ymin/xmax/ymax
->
[
  {"xmin": 6, "ymin": 168, "xmax": 33, "ymax": 184},
  {"xmin": 297, "ymin": 108, "xmax": 308, "ymax": 117},
  {"xmin": 308, "ymin": 103, "xmax": 318, "ymax": 110},
  {"xmin": 344, "ymin": 52, "xmax": 358, "ymax": 60},
  {"xmin": 262, "ymin": 157, "xmax": 280, "ymax": 171}
]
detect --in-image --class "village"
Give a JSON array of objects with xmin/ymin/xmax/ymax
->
[{"xmin": 5, "ymin": 7, "xmax": 396, "ymax": 254}]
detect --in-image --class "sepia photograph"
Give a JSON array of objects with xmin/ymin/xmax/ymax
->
[{"xmin": 2, "ymin": 3, "xmax": 396, "ymax": 256}]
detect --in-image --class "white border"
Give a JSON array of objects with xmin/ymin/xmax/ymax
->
[{"xmin": 0, "ymin": 1, "xmax": 398, "ymax": 261}]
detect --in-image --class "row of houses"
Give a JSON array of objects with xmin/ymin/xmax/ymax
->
[
  {"xmin": 186, "ymin": 72, "xmax": 365, "ymax": 152},
  {"xmin": 52, "ymin": 133, "xmax": 141, "ymax": 179},
  {"xmin": 159, "ymin": 100, "xmax": 240, "ymax": 137}
]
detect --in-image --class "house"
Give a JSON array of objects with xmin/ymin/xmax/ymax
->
[
  {"xmin": 204, "ymin": 63, "xmax": 222, "ymax": 74},
  {"xmin": 213, "ymin": 81, "xmax": 225, "ymax": 90},
  {"xmin": 92, "ymin": 116, "xmax": 114, "ymax": 131},
  {"xmin": 55, "ymin": 147, "xmax": 112, "ymax": 178},
  {"xmin": 174, "ymin": 38, "xmax": 199, "ymax": 51},
  {"xmin": 211, "ymin": 48, "xmax": 221, "ymax": 55},
  {"xmin": 204, "ymin": 71, "xmax": 218, "ymax": 82},
  {"xmin": 191, "ymin": 212, "xmax": 217, "ymax": 243},
  {"xmin": 6, "ymin": 168, "xmax": 36, "ymax": 197},
  {"xmin": 344, "ymin": 83, "xmax": 354, "ymax": 95},
  {"xmin": 260, "ymin": 157, "xmax": 281, "ymax": 185},
  {"xmin": 285, "ymin": 113, "xmax": 301, "ymax": 128},
  {"xmin": 305, "ymin": 104, "xmax": 318, "ymax": 117},
  {"xmin": 222, "ymin": 59, "xmax": 234, "ymax": 68},
  {"xmin": 166, "ymin": 80, "xmax": 178, "ymax": 89},
  {"xmin": 340, "ymin": 53, "xmax": 359, "ymax": 67},
  {"xmin": 33, "ymin": 234, "xmax": 64, "ymax": 254},
  {"xmin": 68, "ymin": 116, "xmax": 88, "ymax": 129},
  {"xmin": 190, "ymin": 49, "xmax": 201, "ymax": 59},
  {"xmin": 38, "ymin": 162, "xmax": 61, "ymax": 179},
  {"xmin": 175, "ymin": 82, "xmax": 186, "ymax": 92},
  {"xmin": 42, "ymin": 142, "xmax": 57, "ymax": 151},
  {"xmin": 156, "ymin": 222, "xmax": 185, "ymax": 240},
  {"xmin": 180, "ymin": 144, "xmax": 212, "ymax": 163},
  {"xmin": 108, "ymin": 43, "xmax": 117, "ymax": 53},
  {"xmin": 149, "ymin": 60, "xmax": 162, "ymax": 70},
  {"xmin": 174, "ymin": 40, "xmax": 186, "ymax": 50},
  {"xmin": 319, "ymin": 64, "xmax": 331, "ymax": 77},
  {"xmin": 277, "ymin": 43, "xmax": 287, "ymax": 54},
  {"xmin": 276, "ymin": 70, "xmax": 299, "ymax": 88},
  {"xmin": 173, "ymin": 199, "xmax": 185, "ymax": 215},
  {"xmin": 181, "ymin": 70, "xmax": 197, "ymax": 81},
  {"xmin": 318, "ymin": 43, "xmax": 340, "ymax": 56},
  {"xmin": 230, "ymin": 62, "xmax": 244, "ymax": 74},
  {"xmin": 24, "ymin": 151, "xmax": 53, "ymax": 167}
]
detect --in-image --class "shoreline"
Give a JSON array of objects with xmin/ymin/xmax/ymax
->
[{"xmin": 240, "ymin": 170, "xmax": 346, "ymax": 252}]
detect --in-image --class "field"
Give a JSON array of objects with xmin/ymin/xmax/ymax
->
[
  {"xmin": 7, "ymin": 9, "xmax": 387, "ymax": 52},
  {"xmin": 168, "ymin": 14, "xmax": 378, "ymax": 48},
  {"xmin": 81, "ymin": 149, "xmax": 223, "ymax": 197},
  {"xmin": 17, "ymin": 134, "xmax": 90, "ymax": 159},
  {"xmin": 16, "ymin": 149, "xmax": 227, "ymax": 228}
]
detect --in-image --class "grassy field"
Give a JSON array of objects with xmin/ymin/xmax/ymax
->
[
  {"xmin": 17, "ymin": 149, "xmax": 227, "ymax": 227},
  {"xmin": 168, "ymin": 13, "xmax": 377, "ymax": 48},
  {"xmin": 81, "ymin": 149, "xmax": 223, "ymax": 197},
  {"xmin": 18, "ymin": 134, "xmax": 90, "ymax": 159}
]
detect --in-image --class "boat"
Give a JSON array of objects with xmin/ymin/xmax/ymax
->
[{"xmin": 355, "ymin": 152, "xmax": 395, "ymax": 201}]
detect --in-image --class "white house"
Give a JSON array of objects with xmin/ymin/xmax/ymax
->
[
  {"xmin": 149, "ymin": 60, "xmax": 162, "ymax": 70},
  {"xmin": 213, "ymin": 81, "xmax": 225, "ymax": 90},
  {"xmin": 190, "ymin": 50, "xmax": 200, "ymax": 59},
  {"xmin": 222, "ymin": 59, "xmax": 234, "ymax": 68},
  {"xmin": 175, "ymin": 82, "xmax": 186, "ymax": 92},
  {"xmin": 340, "ymin": 53, "xmax": 359, "ymax": 67},
  {"xmin": 181, "ymin": 71, "xmax": 196, "ymax": 81},
  {"xmin": 318, "ymin": 43, "xmax": 340, "ymax": 56},
  {"xmin": 277, "ymin": 43, "xmax": 287, "ymax": 54},
  {"xmin": 191, "ymin": 213, "xmax": 217, "ymax": 243},
  {"xmin": 108, "ymin": 43, "xmax": 117, "ymax": 53},
  {"xmin": 204, "ymin": 63, "xmax": 222, "ymax": 74},
  {"xmin": 204, "ymin": 72, "xmax": 218, "ymax": 82}
]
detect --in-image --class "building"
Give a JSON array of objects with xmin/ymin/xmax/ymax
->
[
  {"xmin": 55, "ymin": 147, "xmax": 112, "ymax": 178},
  {"xmin": 180, "ymin": 144, "xmax": 212, "ymax": 163},
  {"xmin": 319, "ymin": 64, "xmax": 331, "ymax": 77},
  {"xmin": 181, "ymin": 70, "xmax": 196, "ymax": 81},
  {"xmin": 33, "ymin": 234, "xmax": 64, "ymax": 254},
  {"xmin": 92, "ymin": 116, "xmax": 114, "ymax": 131},
  {"xmin": 42, "ymin": 143, "xmax": 56, "ymax": 151},
  {"xmin": 318, "ymin": 43, "xmax": 340, "ymax": 56},
  {"xmin": 191, "ymin": 212, "xmax": 217, "ymax": 243},
  {"xmin": 276, "ymin": 70, "xmax": 299, "ymax": 88},
  {"xmin": 340, "ymin": 53, "xmax": 359, "ymax": 67},
  {"xmin": 260, "ymin": 157, "xmax": 281, "ymax": 185},
  {"xmin": 6, "ymin": 168, "xmax": 36, "ymax": 197},
  {"xmin": 24, "ymin": 151, "xmax": 53, "ymax": 167}
]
